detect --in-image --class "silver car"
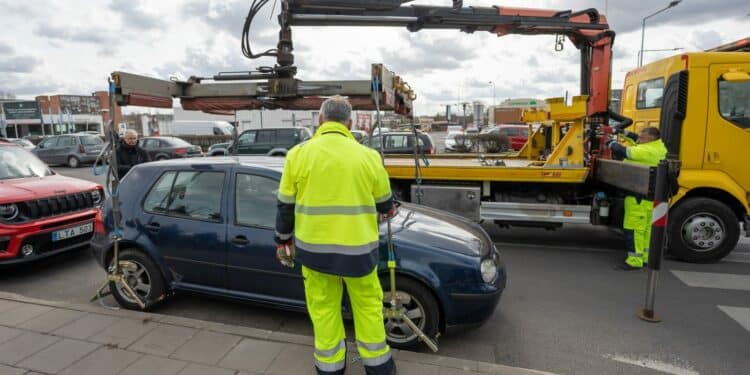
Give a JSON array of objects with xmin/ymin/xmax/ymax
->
[{"xmin": 32, "ymin": 134, "xmax": 105, "ymax": 168}]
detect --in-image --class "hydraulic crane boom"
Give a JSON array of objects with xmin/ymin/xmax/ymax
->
[{"xmin": 277, "ymin": 0, "xmax": 615, "ymax": 122}]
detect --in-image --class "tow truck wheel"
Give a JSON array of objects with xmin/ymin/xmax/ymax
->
[
  {"xmin": 668, "ymin": 197, "xmax": 740, "ymax": 263},
  {"xmin": 109, "ymin": 249, "xmax": 166, "ymax": 311}
]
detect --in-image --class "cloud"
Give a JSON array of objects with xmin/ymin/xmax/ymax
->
[
  {"xmin": 34, "ymin": 24, "xmax": 118, "ymax": 45},
  {"xmin": 381, "ymin": 34, "xmax": 479, "ymax": 75},
  {"xmin": 109, "ymin": 0, "xmax": 160, "ymax": 30},
  {"xmin": 0, "ymin": 76, "xmax": 60, "ymax": 95},
  {"xmin": 0, "ymin": 41, "xmax": 13, "ymax": 55},
  {"xmin": 0, "ymin": 56, "xmax": 40, "ymax": 73},
  {"xmin": 690, "ymin": 30, "xmax": 724, "ymax": 50}
]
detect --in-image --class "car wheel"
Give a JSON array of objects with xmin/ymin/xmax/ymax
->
[
  {"xmin": 668, "ymin": 197, "xmax": 740, "ymax": 263},
  {"xmin": 67, "ymin": 156, "xmax": 80, "ymax": 168},
  {"xmin": 380, "ymin": 276, "xmax": 440, "ymax": 350},
  {"xmin": 109, "ymin": 249, "xmax": 167, "ymax": 311},
  {"xmin": 156, "ymin": 155, "xmax": 168, "ymax": 161}
]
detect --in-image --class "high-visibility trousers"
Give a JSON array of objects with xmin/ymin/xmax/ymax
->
[
  {"xmin": 302, "ymin": 265, "xmax": 395, "ymax": 375},
  {"xmin": 623, "ymin": 196, "xmax": 654, "ymax": 267}
]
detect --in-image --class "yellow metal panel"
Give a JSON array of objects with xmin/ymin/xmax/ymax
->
[
  {"xmin": 672, "ymin": 170, "xmax": 750, "ymax": 213},
  {"xmin": 546, "ymin": 96, "xmax": 588, "ymax": 121}
]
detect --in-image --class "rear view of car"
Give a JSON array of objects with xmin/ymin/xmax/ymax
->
[
  {"xmin": 140, "ymin": 136, "xmax": 203, "ymax": 160},
  {"xmin": 0, "ymin": 142, "xmax": 103, "ymax": 265},
  {"xmin": 494, "ymin": 125, "xmax": 529, "ymax": 151},
  {"xmin": 367, "ymin": 131, "xmax": 435, "ymax": 154},
  {"xmin": 32, "ymin": 134, "xmax": 105, "ymax": 168}
]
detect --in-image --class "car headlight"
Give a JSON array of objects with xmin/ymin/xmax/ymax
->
[
  {"xmin": 91, "ymin": 190, "xmax": 102, "ymax": 205},
  {"xmin": 0, "ymin": 204, "xmax": 19, "ymax": 221},
  {"xmin": 480, "ymin": 258, "xmax": 498, "ymax": 284}
]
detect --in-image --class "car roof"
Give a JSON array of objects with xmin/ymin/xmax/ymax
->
[{"xmin": 139, "ymin": 156, "xmax": 285, "ymax": 173}]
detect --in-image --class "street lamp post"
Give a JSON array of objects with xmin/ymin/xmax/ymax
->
[
  {"xmin": 488, "ymin": 81, "xmax": 496, "ymax": 107},
  {"xmin": 639, "ymin": 0, "xmax": 682, "ymax": 67},
  {"xmin": 636, "ymin": 47, "xmax": 683, "ymax": 65}
]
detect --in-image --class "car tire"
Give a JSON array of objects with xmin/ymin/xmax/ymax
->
[
  {"xmin": 67, "ymin": 156, "xmax": 80, "ymax": 168},
  {"xmin": 109, "ymin": 249, "xmax": 167, "ymax": 311},
  {"xmin": 668, "ymin": 197, "xmax": 740, "ymax": 263},
  {"xmin": 380, "ymin": 276, "xmax": 440, "ymax": 350},
  {"xmin": 156, "ymin": 155, "xmax": 168, "ymax": 161}
]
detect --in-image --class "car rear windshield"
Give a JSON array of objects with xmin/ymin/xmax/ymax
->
[
  {"xmin": 0, "ymin": 146, "xmax": 54, "ymax": 180},
  {"xmin": 81, "ymin": 135, "xmax": 103, "ymax": 145}
]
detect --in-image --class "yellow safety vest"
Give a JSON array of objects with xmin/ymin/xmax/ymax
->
[
  {"xmin": 623, "ymin": 139, "xmax": 668, "ymax": 230},
  {"xmin": 277, "ymin": 121, "xmax": 392, "ymax": 276}
]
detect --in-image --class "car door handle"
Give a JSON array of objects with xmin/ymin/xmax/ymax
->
[
  {"xmin": 231, "ymin": 235, "xmax": 250, "ymax": 246},
  {"xmin": 144, "ymin": 222, "xmax": 161, "ymax": 232}
]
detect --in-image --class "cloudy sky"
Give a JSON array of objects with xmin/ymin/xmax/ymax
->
[{"xmin": 0, "ymin": 0, "xmax": 747, "ymax": 116}]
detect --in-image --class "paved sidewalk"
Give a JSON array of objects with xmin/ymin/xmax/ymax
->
[{"xmin": 0, "ymin": 292, "xmax": 550, "ymax": 375}]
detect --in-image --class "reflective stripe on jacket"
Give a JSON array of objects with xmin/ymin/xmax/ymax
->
[
  {"xmin": 275, "ymin": 121, "xmax": 393, "ymax": 277},
  {"xmin": 623, "ymin": 139, "xmax": 667, "ymax": 230}
]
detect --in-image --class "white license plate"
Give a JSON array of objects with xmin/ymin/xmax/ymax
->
[{"xmin": 51, "ymin": 223, "xmax": 93, "ymax": 241}]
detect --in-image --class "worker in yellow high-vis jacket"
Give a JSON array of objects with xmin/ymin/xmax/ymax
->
[
  {"xmin": 604, "ymin": 126, "xmax": 668, "ymax": 271},
  {"xmin": 275, "ymin": 96, "xmax": 397, "ymax": 375}
]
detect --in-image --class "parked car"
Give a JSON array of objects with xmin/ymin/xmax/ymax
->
[
  {"xmin": 366, "ymin": 131, "xmax": 435, "ymax": 154},
  {"xmin": 350, "ymin": 130, "xmax": 368, "ymax": 143},
  {"xmin": 0, "ymin": 141, "xmax": 103, "ymax": 265},
  {"xmin": 488, "ymin": 125, "xmax": 529, "ymax": 151},
  {"xmin": 32, "ymin": 134, "xmax": 106, "ymax": 168},
  {"xmin": 208, "ymin": 141, "xmax": 233, "ymax": 156},
  {"xmin": 444, "ymin": 130, "xmax": 464, "ymax": 152},
  {"xmin": 0, "ymin": 138, "xmax": 35, "ymax": 150},
  {"xmin": 138, "ymin": 136, "xmax": 203, "ymax": 160},
  {"xmin": 165, "ymin": 121, "xmax": 235, "ymax": 136},
  {"xmin": 90, "ymin": 156, "xmax": 505, "ymax": 348},
  {"xmin": 225, "ymin": 127, "xmax": 312, "ymax": 156}
]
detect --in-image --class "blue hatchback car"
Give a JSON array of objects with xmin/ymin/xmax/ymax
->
[{"xmin": 90, "ymin": 156, "xmax": 506, "ymax": 348}]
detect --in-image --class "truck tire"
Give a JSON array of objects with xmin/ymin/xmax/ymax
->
[{"xmin": 668, "ymin": 197, "xmax": 740, "ymax": 263}]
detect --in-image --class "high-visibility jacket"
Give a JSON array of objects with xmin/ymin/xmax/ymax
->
[
  {"xmin": 622, "ymin": 139, "xmax": 667, "ymax": 230},
  {"xmin": 275, "ymin": 121, "xmax": 393, "ymax": 277}
]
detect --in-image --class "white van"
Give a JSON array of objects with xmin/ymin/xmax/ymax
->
[{"xmin": 166, "ymin": 121, "xmax": 235, "ymax": 136}]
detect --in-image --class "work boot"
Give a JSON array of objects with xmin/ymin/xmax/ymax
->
[{"xmin": 614, "ymin": 263, "xmax": 642, "ymax": 271}]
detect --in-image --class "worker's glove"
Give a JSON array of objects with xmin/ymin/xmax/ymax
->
[
  {"xmin": 276, "ymin": 241, "xmax": 295, "ymax": 268},
  {"xmin": 379, "ymin": 204, "xmax": 399, "ymax": 223},
  {"xmin": 599, "ymin": 126, "xmax": 623, "ymax": 135}
]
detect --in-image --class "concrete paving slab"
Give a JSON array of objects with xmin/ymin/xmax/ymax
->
[
  {"xmin": 119, "ymin": 354, "xmax": 188, "ymax": 375},
  {"xmin": 264, "ymin": 343, "xmax": 317, "ymax": 375},
  {"xmin": 18, "ymin": 308, "xmax": 86, "ymax": 333},
  {"xmin": 178, "ymin": 363, "xmax": 238, "ymax": 375},
  {"xmin": 59, "ymin": 347, "xmax": 142, "ymax": 375},
  {"xmin": 16, "ymin": 338, "xmax": 99, "ymax": 374},
  {"xmin": 218, "ymin": 338, "xmax": 286, "ymax": 373},
  {"xmin": 127, "ymin": 324, "xmax": 196, "ymax": 357},
  {"xmin": 477, "ymin": 362, "xmax": 553, "ymax": 375},
  {"xmin": 52, "ymin": 313, "xmax": 119, "ymax": 340},
  {"xmin": 0, "ymin": 300, "xmax": 22, "ymax": 314},
  {"xmin": 394, "ymin": 359, "xmax": 441, "ymax": 375},
  {"xmin": 0, "ymin": 332, "xmax": 59, "ymax": 366},
  {"xmin": 395, "ymin": 350, "xmax": 478, "ymax": 372},
  {"xmin": 170, "ymin": 329, "xmax": 241, "ymax": 365},
  {"xmin": 0, "ymin": 327, "xmax": 23, "ymax": 346},
  {"xmin": 0, "ymin": 364, "xmax": 25, "ymax": 375},
  {"xmin": 88, "ymin": 317, "xmax": 155, "ymax": 348},
  {"xmin": 0, "ymin": 305, "xmax": 52, "ymax": 327},
  {"xmin": 438, "ymin": 367, "xmax": 482, "ymax": 375}
]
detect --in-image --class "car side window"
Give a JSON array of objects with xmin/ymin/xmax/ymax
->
[
  {"xmin": 144, "ymin": 171, "xmax": 224, "ymax": 222},
  {"xmin": 277, "ymin": 129, "xmax": 295, "ymax": 142},
  {"xmin": 719, "ymin": 79, "xmax": 750, "ymax": 129},
  {"xmin": 40, "ymin": 138, "xmax": 58, "ymax": 148},
  {"xmin": 239, "ymin": 131, "xmax": 257, "ymax": 145},
  {"xmin": 257, "ymin": 130, "xmax": 274, "ymax": 144},
  {"xmin": 386, "ymin": 135, "xmax": 409, "ymax": 149},
  {"xmin": 505, "ymin": 128, "xmax": 519, "ymax": 136},
  {"xmin": 59, "ymin": 137, "xmax": 76, "ymax": 147},
  {"xmin": 235, "ymin": 173, "xmax": 278, "ymax": 228}
]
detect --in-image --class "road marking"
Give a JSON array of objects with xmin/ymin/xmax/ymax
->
[
  {"xmin": 604, "ymin": 354, "xmax": 699, "ymax": 375},
  {"xmin": 718, "ymin": 306, "xmax": 750, "ymax": 333},
  {"xmin": 671, "ymin": 271, "xmax": 750, "ymax": 291},
  {"xmin": 721, "ymin": 252, "xmax": 750, "ymax": 264}
]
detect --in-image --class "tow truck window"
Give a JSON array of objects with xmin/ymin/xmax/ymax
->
[
  {"xmin": 719, "ymin": 80, "xmax": 750, "ymax": 129},
  {"xmin": 636, "ymin": 78, "xmax": 665, "ymax": 109}
]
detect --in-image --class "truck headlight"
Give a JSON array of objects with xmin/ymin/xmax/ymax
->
[
  {"xmin": 480, "ymin": 258, "xmax": 498, "ymax": 283},
  {"xmin": 0, "ymin": 204, "xmax": 19, "ymax": 221}
]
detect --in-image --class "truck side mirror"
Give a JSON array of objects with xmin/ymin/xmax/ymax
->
[{"xmin": 721, "ymin": 71, "xmax": 750, "ymax": 82}]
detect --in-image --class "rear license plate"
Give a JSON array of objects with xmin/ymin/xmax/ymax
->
[{"xmin": 51, "ymin": 223, "xmax": 93, "ymax": 242}]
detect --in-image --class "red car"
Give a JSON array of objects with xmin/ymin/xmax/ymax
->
[
  {"xmin": 489, "ymin": 125, "xmax": 530, "ymax": 151},
  {"xmin": 0, "ymin": 141, "xmax": 103, "ymax": 265}
]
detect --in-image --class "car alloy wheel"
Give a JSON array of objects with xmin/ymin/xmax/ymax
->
[
  {"xmin": 383, "ymin": 290, "xmax": 427, "ymax": 344},
  {"xmin": 114, "ymin": 260, "xmax": 152, "ymax": 305}
]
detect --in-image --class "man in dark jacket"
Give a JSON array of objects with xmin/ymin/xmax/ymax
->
[{"xmin": 115, "ymin": 130, "xmax": 149, "ymax": 180}]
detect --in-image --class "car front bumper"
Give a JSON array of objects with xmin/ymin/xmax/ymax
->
[{"xmin": 0, "ymin": 209, "xmax": 99, "ymax": 266}]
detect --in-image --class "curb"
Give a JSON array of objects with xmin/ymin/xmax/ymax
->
[{"xmin": 0, "ymin": 291, "xmax": 555, "ymax": 375}]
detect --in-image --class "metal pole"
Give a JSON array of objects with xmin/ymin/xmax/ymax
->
[
  {"xmin": 638, "ymin": 18, "xmax": 646, "ymax": 67},
  {"xmin": 639, "ymin": 159, "xmax": 670, "ymax": 322}
]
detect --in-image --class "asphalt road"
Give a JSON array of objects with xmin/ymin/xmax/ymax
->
[{"xmin": 2, "ymin": 166, "xmax": 749, "ymax": 374}]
